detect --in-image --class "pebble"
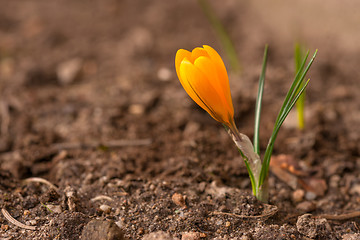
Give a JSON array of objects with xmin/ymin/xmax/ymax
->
[
  {"xmin": 129, "ymin": 104, "xmax": 145, "ymax": 115},
  {"xmin": 296, "ymin": 201, "xmax": 316, "ymax": 212},
  {"xmin": 81, "ymin": 219, "xmax": 126, "ymax": 240},
  {"xmin": 292, "ymin": 189, "xmax": 305, "ymax": 203},
  {"xmin": 215, "ymin": 219, "xmax": 223, "ymax": 225},
  {"xmin": 56, "ymin": 58, "xmax": 82, "ymax": 85},
  {"xmin": 157, "ymin": 67, "xmax": 172, "ymax": 82},
  {"xmin": 329, "ymin": 175, "xmax": 341, "ymax": 188},
  {"xmin": 305, "ymin": 191, "xmax": 317, "ymax": 201},
  {"xmin": 181, "ymin": 231, "xmax": 201, "ymax": 240},
  {"xmin": 350, "ymin": 184, "xmax": 360, "ymax": 195},
  {"xmin": 46, "ymin": 204, "xmax": 62, "ymax": 213},
  {"xmin": 296, "ymin": 214, "xmax": 333, "ymax": 239},
  {"xmin": 23, "ymin": 210, "xmax": 31, "ymax": 216},
  {"xmin": 142, "ymin": 231, "xmax": 179, "ymax": 240},
  {"xmin": 240, "ymin": 235, "xmax": 251, "ymax": 240},
  {"xmin": 28, "ymin": 220, "xmax": 37, "ymax": 226},
  {"xmin": 171, "ymin": 193, "xmax": 186, "ymax": 208},
  {"xmin": 1, "ymin": 224, "xmax": 9, "ymax": 231},
  {"xmin": 99, "ymin": 204, "xmax": 112, "ymax": 214}
]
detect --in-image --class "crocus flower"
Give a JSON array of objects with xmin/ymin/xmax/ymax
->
[{"xmin": 175, "ymin": 45, "xmax": 234, "ymax": 127}]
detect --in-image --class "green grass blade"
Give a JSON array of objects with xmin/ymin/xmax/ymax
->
[
  {"xmin": 275, "ymin": 51, "xmax": 309, "ymax": 125},
  {"xmin": 198, "ymin": 0, "xmax": 241, "ymax": 72},
  {"xmin": 253, "ymin": 45, "xmax": 268, "ymax": 155},
  {"xmin": 295, "ymin": 43, "xmax": 306, "ymax": 129},
  {"xmin": 258, "ymin": 50, "xmax": 317, "ymax": 187},
  {"xmin": 243, "ymin": 156, "xmax": 257, "ymax": 196},
  {"xmin": 276, "ymin": 80, "xmax": 310, "ymax": 133},
  {"xmin": 294, "ymin": 44, "xmax": 303, "ymax": 71},
  {"xmin": 279, "ymin": 50, "xmax": 317, "ymax": 122},
  {"xmin": 296, "ymin": 91, "xmax": 305, "ymax": 129}
]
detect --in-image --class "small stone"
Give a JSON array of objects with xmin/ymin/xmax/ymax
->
[
  {"xmin": 64, "ymin": 186, "xmax": 78, "ymax": 212},
  {"xmin": 129, "ymin": 104, "xmax": 145, "ymax": 115},
  {"xmin": 142, "ymin": 231, "xmax": 179, "ymax": 240},
  {"xmin": 240, "ymin": 235, "xmax": 251, "ymax": 240},
  {"xmin": 138, "ymin": 227, "xmax": 145, "ymax": 235},
  {"xmin": 56, "ymin": 58, "xmax": 82, "ymax": 85},
  {"xmin": 81, "ymin": 219, "xmax": 126, "ymax": 240},
  {"xmin": 292, "ymin": 189, "xmax": 305, "ymax": 203},
  {"xmin": 172, "ymin": 193, "xmax": 186, "ymax": 208},
  {"xmin": 181, "ymin": 231, "xmax": 201, "ymax": 240},
  {"xmin": 305, "ymin": 191, "xmax": 317, "ymax": 201},
  {"xmin": 296, "ymin": 214, "xmax": 333, "ymax": 239},
  {"xmin": 350, "ymin": 184, "xmax": 360, "ymax": 195},
  {"xmin": 296, "ymin": 201, "xmax": 316, "ymax": 213},
  {"xmin": 99, "ymin": 204, "xmax": 112, "ymax": 214},
  {"xmin": 23, "ymin": 210, "xmax": 31, "ymax": 216},
  {"xmin": 1, "ymin": 224, "xmax": 9, "ymax": 231},
  {"xmin": 28, "ymin": 219, "xmax": 37, "ymax": 226},
  {"xmin": 157, "ymin": 67, "xmax": 172, "ymax": 81},
  {"xmin": 225, "ymin": 221, "xmax": 231, "ymax": 227},
  {"xmin": 46, "ymin": 204, "xmax": 62, "ymax": 213},
  {"xmin": 215, "ymin": 219, "xmax": 223, "ymax": 225},
  {"xmin": 329, "ymin": 175, "xmax": 341, "ymax": 188}
]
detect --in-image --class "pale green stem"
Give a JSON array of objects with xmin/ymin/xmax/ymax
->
[{"xmin": 225, "ymin": 121, "xmax": 268, "ymax": 202}]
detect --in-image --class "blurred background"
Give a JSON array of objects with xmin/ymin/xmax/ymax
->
[
  {"xmin": 0, "ymin": 0, "xmax": 359, "ymax": 162},
  {"xmin": 0, "ymin": 1, "xmax": 359, "ymax": 238}
]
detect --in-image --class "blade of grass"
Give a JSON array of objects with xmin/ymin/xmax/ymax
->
[
  {"xmin": 253, "ymin": 45, "xmax": 268, "ymax": 155},
  {"xmin": 275, "ymin": 51, "xmax": 309, "ymax": 123},
  {"xmin": 258, "ymin": 50, "xmax": 317, "ymax": 187},
  {"xmin": 280, "ymin": 50, "xmax": 317, "ymax": 121},
  {"xmin": 259, "ymin": 80, "xmax": 310, "ymax": 185},
  {"xmin": 295, "ymin": 43, "xmax": 306, "ymax": 129},
  {"xmin": 198, "ymin": 0, "xmax": 241, "ymax": 72}
]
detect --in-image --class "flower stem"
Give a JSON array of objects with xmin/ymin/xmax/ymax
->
[
  {"xmin": 256, "ymin": 175, "xmax": 269, "ymax": 203},
  {"xmin": 225, "ymin": 121, "xmax": 268, "ymax": 202}
]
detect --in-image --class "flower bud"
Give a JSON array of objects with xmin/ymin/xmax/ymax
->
[{"xmin": 175, "ymin": 45, "xmax": 234, "ymax": 126}]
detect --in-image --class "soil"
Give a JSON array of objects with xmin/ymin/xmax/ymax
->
[{"xmin": 0, "ymin": 1, "xmax": 359, "ymax": 239}]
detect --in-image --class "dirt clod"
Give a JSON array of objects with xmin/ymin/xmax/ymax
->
[
  {"xmin": 81, "ymin": 219, "xmax": 126, "ymax": 240},
  {"xmin": 171, "ymin": 193, "xmax": 187, "ymax": 208},
  {"xmin": 142, "ymin": 231, "xmax": 179, "ymax": 240},
  {"xmin": 296, "ymin": 214, "xmax": 334, "ymax": 239}
]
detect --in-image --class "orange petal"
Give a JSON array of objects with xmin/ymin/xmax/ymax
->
[
  {"xmin": 190, "ymin": 47, "xmax": 209, "ymax": 62},
  {"xmin": 175, "ymin": 49, "xmax": 191, "ymax": 82},
  {"xmin": 180, "ymin": 59, "xmax": 229, "ymax": 123},
  {"xmin": 202, "ymin": 45, "xmax": 232, "ymax": 106},
  {"xmin": 193, "ymin": 56, "xmax": 234, "ymax": 119}
]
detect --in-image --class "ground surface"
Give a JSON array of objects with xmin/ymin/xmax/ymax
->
[{"xmin": 0, "ymin": 1, "xmax": 359, "ymax": 239}]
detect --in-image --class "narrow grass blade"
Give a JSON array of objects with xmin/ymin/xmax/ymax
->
[
  {"xmin": 253, "ymin": 45, "xmax": 268, "ymax": 155},
  {"xmin": 198, "ymin": 0, "xmax": 241, "ymax": 72},
  {"xmin": 258, "ymin": 50, "xmax": 317, "ymax": 187},
  {"xmin": 295, "ymin": 43, "xmax": 306, "ymax": 129}
]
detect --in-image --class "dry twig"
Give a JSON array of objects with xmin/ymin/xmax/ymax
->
[
  {"xmin": 212, "ymin": 204, "xmax": 278, "ymax": 219},
  {"xmin": 52, "ymin": 138, "xmax": 152, "ymax": 150},
  {"xmin": 1, "ymin": 208, "xmax": 36, "ymax": 231},
  {"xmin": 90, "ymin": 195, "xmax": 114, "ymax": 202},
  {"xmin": 23, "ymin": 177, "xmax": 59, "ymax": 191},
  {"xmin": 318, "ymin": 211, "xmax": 360, "ymax": 220}
]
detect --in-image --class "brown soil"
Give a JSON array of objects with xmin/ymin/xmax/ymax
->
[{"xmin": 0, "ymin": 1, "xmax": 359, "ymax": 239}]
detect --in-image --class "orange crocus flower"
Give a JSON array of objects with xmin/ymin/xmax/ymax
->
[{"xmin": 175, "ymin": 45, "xmax": 235, "ymax": 127}]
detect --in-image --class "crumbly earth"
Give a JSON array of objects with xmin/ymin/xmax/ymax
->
[{"xmin": 0, "ymin": 1, "xmax": 359, "ymax": 239}]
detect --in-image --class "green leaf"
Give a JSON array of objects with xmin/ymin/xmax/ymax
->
[
  {"xmin": 258, "ymin": 50, "xmax": 317, "ymax": 187},
  {"xmin": 253, "ymin": 45, "xmax": 268, "ymax": 156},
  {"xmin": 294, "ymin": 43, "xmax": 306, "ymax": 129}
]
